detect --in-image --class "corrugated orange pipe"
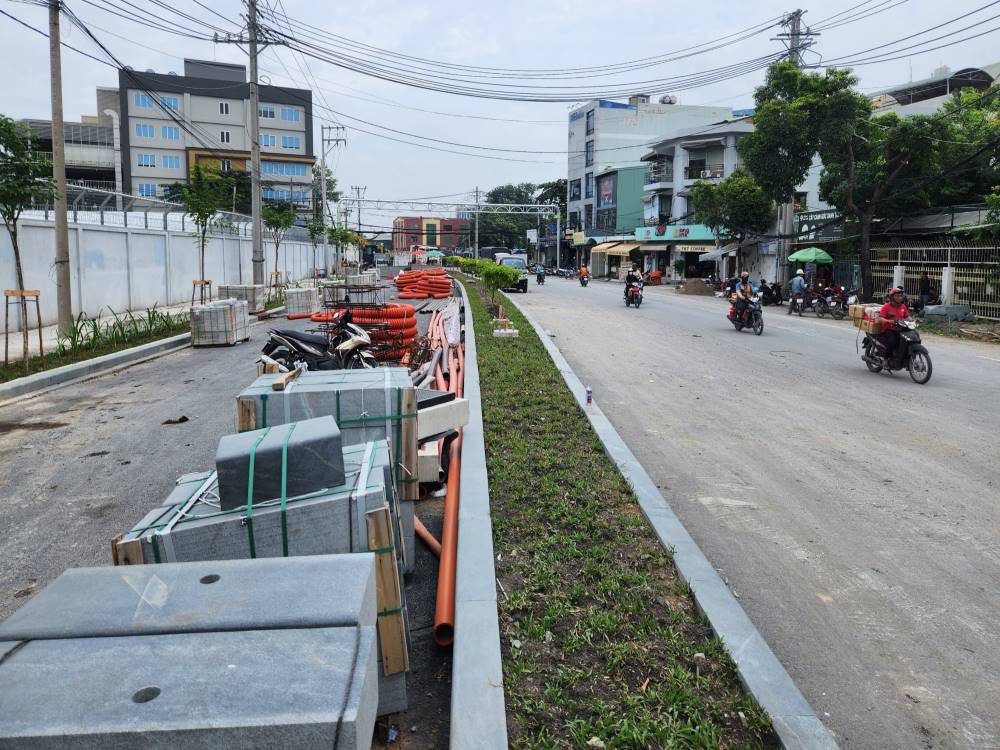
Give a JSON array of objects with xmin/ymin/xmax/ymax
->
[
  {"xmin": 433, "ymin": 346, "xmax": 463, "ymax": 646},
  {"xmin": 415, "ymin": 514, "xmax": 442, "ymax": 557}
]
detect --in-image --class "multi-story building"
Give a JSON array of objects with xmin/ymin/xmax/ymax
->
[
  {"xmin": 19, "ymin": 118, "xmax": 117, "ymax": 192},
  {"xmin": 392, "ymin": 217, "xmax": 470, "ymax": 252},
  {"xmin": 566, "ymin": 95, "xmax": 731, "ymax": 234},
  {"xmin": 111, "ymin": 59, "xmax": 314, "ymax": 203}
]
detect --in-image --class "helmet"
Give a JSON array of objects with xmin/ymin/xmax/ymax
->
[
  {"xmin": 889, "ymin": 287, "xmax": 903, "ymax": 297},
  {"xmin": 796, "ymin": 269, "xmax": 805, "ymax": 276},
  {"xmin": 740, "ymin": 271, "xmax": 749, "ymax": 279}
]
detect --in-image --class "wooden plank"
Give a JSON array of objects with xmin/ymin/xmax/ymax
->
[
  {"xmin": 271, "ymin": 367, "xmax": 301, "ymax": 391},
  {"xmin": 236, "ymin": 398, "xmax": 257, "ymax": 432},
  {"xmin": 399, "ymin": 387, "xmax": 419, "ymax": 502},
  {"xmin": 111, "ymin": 533, "xmax": 145, "ymax": 566},
  {"xmin": 417, "ymin": 397, "xmax": 470, "ymax": 440},
  {"xmin": 365, "ymin": 506, "xmax": 409, "ymax": 676},
  {"xmin": 3, "ymin": 289, "xmax": 41, "ymax": 298},
  {"xmin": 263, "ymin": 362, "xmax": 280, "ymax": 374}
]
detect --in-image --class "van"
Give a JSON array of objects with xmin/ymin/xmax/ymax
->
[{"xmin": 494, "ymin": 253, "xmax": 529, "ymax": 293}]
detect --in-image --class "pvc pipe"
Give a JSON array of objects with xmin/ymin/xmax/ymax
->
[
  {"xmin": 433, "ymin": 431, "xmax": 462, "ymax": 646},
  {"xmin": 415, "ymin": 514, "xmax": 442, "ymax": 558}
]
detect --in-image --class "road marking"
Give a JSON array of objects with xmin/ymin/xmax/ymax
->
[
  {"xmin": 978, "ymin": 356, "xmax": 1000, "ymax": 363},
  {"xmin": 695, "ymin": 496, "xmax": 758, "ymax": 508}
]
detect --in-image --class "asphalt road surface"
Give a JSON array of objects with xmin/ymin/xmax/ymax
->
[{"xmin": 518, "ymin": 277, "xmax": 1000, "ymax": 750}]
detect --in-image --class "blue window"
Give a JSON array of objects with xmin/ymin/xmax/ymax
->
[
  {"xmin": 261, "ymin": 134, "xmax": 276, "ymax": 147},
  {"xmin": 134, "ymin": 123, "xmax": 154, "ymax": 138},
  {"xmin": 258, "ymin": 105, "xmax": 275, "ymax": 119},
  {"xmin": 159, "ymin": 95, "xmax": 179, "ymax": 111},
  {"xmin": 161, "ymin": 125, "xmax": 180, "ymax": 140},
  {"xmin": 263, "ymin": 188, "xmax": 308, "ymax": 201},
  {"xmin": 261, "ymin": 161, "xmax": 307, "ymax": 177},
  {"xmin": 133, "ymin": 93, "xmax": 154, "ymax": 108},
  {"xmin": 136, "ymin": 153, "xmax": 155, "ymax": 168},
  {"xmin": 162, "ymin": 155, "xmax": 180, "ymax": 169},
  {"xmin": 137, "ymin": 183, "xmax": 157, "ymax": 197},
  {"xmin": 281, "ymin": 135, "xmax": 301, "ymax": 149},
  {"xmin": 280, "ymin": 107, "xmax": 300, "ymax": 122}
]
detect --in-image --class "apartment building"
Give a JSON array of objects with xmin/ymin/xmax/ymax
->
[
  {"xmin": 392, "ymin": 217, "xmax": 470, "ymax": 252},
  {"xmin": 112, "ymin": 59, "xmax": 314, "ymax": 202},
  {"xmin": 566, "ymin": 95, "xmax": 731, "ymax": 234}
]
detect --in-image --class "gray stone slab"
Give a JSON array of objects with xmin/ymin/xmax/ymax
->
[
  {"xmin": 0, "ymin": 555, "xmax": 377, "ymax": 641},
  {"xmin": 924, "ymin": 303, "xmax": 974, "ymax": 322},
  {"xmin": 0, "ymin": 626, "xmax": 377, "ymax": 750},
  {"xmin": 216, "ymin": 415, "xmax": 345, "ymax": 511}
]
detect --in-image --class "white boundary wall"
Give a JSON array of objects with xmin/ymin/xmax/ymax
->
[{"xmin": 1, "ymin": 218, "xmax": 319, "ymax": 330}]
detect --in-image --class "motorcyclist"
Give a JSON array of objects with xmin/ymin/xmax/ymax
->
[
  {"xmin": 879, "ymin": 287, "xmax": 911, "ymax": 368},
  {"xmin": 788, "ymin": 269, "xmax": 806, "ymax": 315},
  {"xmin": 731, "ymin": 271, "xmax": 752, "ymax": 320},
  {"xmin": 580, "ymin": 264, "xmax": 590, "ymax": 279},
  {"xmin": 535, "ymin": 262, "xmax": 545, "ymax": 282},
  {"xmin": 624, "ymin": 263, "xmax": 643, "ymax": 299}
]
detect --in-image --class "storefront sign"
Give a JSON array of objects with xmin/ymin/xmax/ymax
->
[
  {"xmin": 634, "ymin": 224, "xmax": 715, "ymax": 242},
  {"xmin": 796, "ymin": 210, "xmax": 845, "ymax": 242}
]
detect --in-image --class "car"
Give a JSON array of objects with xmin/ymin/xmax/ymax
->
[{"xmin": 494, "ymin": 253, "xmax": 529, "ymax": 293}]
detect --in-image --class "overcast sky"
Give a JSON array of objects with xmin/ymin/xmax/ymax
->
[{"xmin": 1, "ymin": 0, "xmax": 998, "ymax": 229}]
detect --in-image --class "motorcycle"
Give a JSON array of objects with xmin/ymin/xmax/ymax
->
[
  {"xmin": 625, "ymin": 280, "xmax": 643, "ymax": 308},
  {"xmin": 260, "ymin": 311, "xmax": 377, "ymax": 371},
  {"xmin": 760, "ymin": 282, "xmax": 783, "ymax": 306},
  {"xmin": 728, "ymin": 293, "xmax": 764, "ymax": 335},
  {"xmin": 861, "ymin": 317, "xmax": 932, "ymax": 384},
  {"xmin": 579, "ymin": 274, "xmax": 589, "ymax": 287},
  {"xmin": 536, "ymin": 271, "xmax": 545, "ymax": 285},
  {"xmin": 788, "ymin": 289, "xmax": 806, "ymax": 316}
]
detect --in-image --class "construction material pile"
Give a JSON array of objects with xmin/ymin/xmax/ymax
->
[
  {"xmin": 190, "ymin": 298, "xmax": 250, "ymax": 346},
  {"xmin": 309, "ymin": 304, "xmax": 418, "ymax": 362},
  {"xmin": 394, "ymin": 268, "xmax": 454, "ymax": 300},
  {"xmin": 218, "ymin": 284, "xmax": 266, "ymax": 313},
  {"xmin": 285, "ymin": 287, "xmax": 320, "ymax": 318},
  {"xmin": 850, "ymin": 304, "xmax": 884, "ymax": 333}
]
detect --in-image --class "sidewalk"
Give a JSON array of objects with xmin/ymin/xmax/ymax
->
[{"xmin": 2, "ymin": 301, "xmax": 193, "ymax": 361}]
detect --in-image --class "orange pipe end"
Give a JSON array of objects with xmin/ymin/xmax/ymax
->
[{"xmin": 415, "ymin": 514, "xmax": 442, "ymax": 558}]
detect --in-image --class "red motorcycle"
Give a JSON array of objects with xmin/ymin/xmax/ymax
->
[{"xmin": 625, "ymin": 281, "xmax": 644, "ymax": 308}]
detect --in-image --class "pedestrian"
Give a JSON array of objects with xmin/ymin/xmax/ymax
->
[{"xmin": 919, "ymin": 272, "xmax": 931, "ymax": 309}]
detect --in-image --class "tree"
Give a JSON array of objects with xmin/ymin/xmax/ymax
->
[
  {"xmin": 0, "ymin": 116, "xmax": 55, "ymax": 370},
  {"xmin": 307, "ymin": 217, "xmax": 325, "ymax": 276},
  {"xmin": 926, "ymin": 86, "xmax": 1000, "ymax": 207},
  {"xmin": 478, "ymin": 182, "xmax": 538, "ymax": 247},
  {"xmin": 262, "ymin": 201, "xmax": 295, "ymax": 284},
  {"xmin": 740, "ymin": 62, "xmax": 949, "ymax": 300},
  {"xmin": 691, "ymin": 169, "xmax": 774, "ymax": 269},
  {"xmin": 536, "ymin": 179, "xmax": 567, "ymax": 227},
  {"xmin": 179, "ymin": 164, "xmax": 230, "ymax": 301},
  {"xmin": 311, "ymin": 164, "xmax": 340, "ymax": 222}
]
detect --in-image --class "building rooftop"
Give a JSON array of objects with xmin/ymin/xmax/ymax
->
[
  {"xmin": 869, "ymin": 63, "xmax": 999, "ymax": 107},
  {"xmin": 19, "ymin": 119, "xmax": 114, "ymax": 146},
  {"xmin": 641, "ymin": 119, "xmax": 755, "ymax": 160}
]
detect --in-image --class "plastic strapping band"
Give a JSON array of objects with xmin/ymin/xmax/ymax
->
[
  {"xmin": 377, "ymin": 607, "xmax": 404, "ymax": 617},
  {"xmin": 279, "ymin": 422, "xmax": 297, "ymax": 557},
  {"xmin": 244, "ymin": 427, "xmax": 271, "ymax": 559}
]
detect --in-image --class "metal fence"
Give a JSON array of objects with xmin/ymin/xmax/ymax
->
[
  {"xmin": 871, "ymin": 241, "xmax": 1000, "ymax": 319},
  {"xmin": 26, "ymin": 183, "xmax": 312, "ymax": 242}
]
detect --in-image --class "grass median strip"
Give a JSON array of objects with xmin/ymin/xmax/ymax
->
[{"xmin": 460, "ymin": 274, "xmax": 777, "ymax": 749}]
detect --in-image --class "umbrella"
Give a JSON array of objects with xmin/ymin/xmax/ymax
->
[
  {"xmin": 426, "ymin": 250, "xmax": 445, "ymax": 257},
  {"xmin": 788, "ymin": 247, "xmax": 834, "ymax": 264}
]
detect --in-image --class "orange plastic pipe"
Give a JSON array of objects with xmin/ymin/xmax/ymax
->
[
  {"xmin": 433, "ymin": 430, "xmax": 462, "ymax": 646},
  {"xmin": 415, "ymin": 514, "xmax": 442, "ymax": 557}
]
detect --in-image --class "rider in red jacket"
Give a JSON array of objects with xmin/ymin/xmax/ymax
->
[{"xmin": 879, "ymin": 288, "xmax": 910, "ymax": 367}]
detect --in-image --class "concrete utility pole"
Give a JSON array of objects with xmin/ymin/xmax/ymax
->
[
  {"xmin": 473, "ymin": 186, "xmax": 480, "ymax": 258},
  {"xmin": 351, "ymin": 185, "xmax": 366, "ymax": 233},
  {"xmin": 319, "ymin": 125, "xmax": 346, "ymax": 273},
  {"xmin": 49, "ymin": 0, "xmax": 72, "ymax": 335},
  {"xmin": 248, "ymin": 0, "xmax": 264, "ymax": 285}
]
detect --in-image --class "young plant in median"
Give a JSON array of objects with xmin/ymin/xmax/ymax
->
[
  {"xmin": 177, "ymin": 163, "xmax": 230, "ymax": 303},
  {"xmin": 262, "ymin": 200, "xmax": 295, "ymax": 297},
  {"xmin": 0, "ymin": 115, "xmax": 55, "ymax": 372}
]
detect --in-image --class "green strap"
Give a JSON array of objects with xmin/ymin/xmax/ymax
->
[
  {"xmin": 368, "ymin": 545, "xmax": 394, "ymax": 554},
  {"xmin": 377, "ymin": 607, "xmax": 404, "ymax": 617},
  {"xmin": 151, "ymin": 534, "xmax": 161, "ymax": 563},
  {"xmin": 244, "ymin": 427, "xmax": 272, "ymax": 559},
  {"xmin": 279, "ymin": 422, "xmax": 297, "ymax": 557}
]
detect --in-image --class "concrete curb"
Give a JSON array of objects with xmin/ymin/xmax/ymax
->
[
  {"xmin": 0, "ymin": 333, "xmax": 192, "ymax": 406},
  {"xmin": 449, "ymin": 280, "xmax": 508, "ymax": 750},
  {"xmin": 507, "ymin": 294, "xmax": 838, "ymax": 750}
]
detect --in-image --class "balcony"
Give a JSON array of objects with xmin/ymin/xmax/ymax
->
[
  {"xmin": 686, "ymin": 163, "xmax": 725, "ymax": 180},
  {"xmin": 644, "ymin": 161, "xmax": 674, "ymax": 189}
]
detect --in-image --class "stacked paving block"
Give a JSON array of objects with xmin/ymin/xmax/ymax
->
[
  {"xmin": 190, "ymin": 298, "xmax": 250, "ymax": 346},
  {"xmin": 285, "ymin": 287, "xmax": 320, "ymax": 316},
  {"xmin": 218, "ymin": 284, "xmax": 266, "ymax": 314},
  {"xmin": 0, "ymin": 556, "xmax": 378, "ymax": 749}
]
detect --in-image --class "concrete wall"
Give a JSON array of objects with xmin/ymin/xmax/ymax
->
[{"xmin": 1, "ymin": 218, "xmax": 318, "ymax": 330}]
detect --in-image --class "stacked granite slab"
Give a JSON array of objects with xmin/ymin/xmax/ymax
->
[
  {"xmin": 191, "ymin": 298, "xmax": 250, "ymax": 346},
  {"xmin": 114, "ymin": 440, "xmax": 409, "ymax": 715},
  {"xmin": 236, "ymin": 369, "xmax": 417, "ymax": 568},
  {"xmin": 218, "ymin": 284, "xmax": 266, "ymax": 313},
  {"xmin": 285, "ymin": 287, "xmax": 320, "ymax": 316},
  {"xmin": 0, "ymin": 556, "xmax": 378, "ymax": 749}
]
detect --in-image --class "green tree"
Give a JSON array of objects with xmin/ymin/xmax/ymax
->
[
  {"xmin": 178, "ymin": 163, "xmax": 230, "ymax": 301},
  {"xmin": 307, "ymin": 217, "xmax": 325, "ymax": 276},
  {"xmin": 311, "ymin": 164, "xmax": 340, "ymax": 222},
  {"xmin": 0, "ymin": 116, "xmax": 55, "ymax": 370},
  {"xmin": 691, "ymin": 169, "xmax": 774, "ymax": 268},
  {"xmin": 926, "ymin": 86, "xmax": 1000, "ymax": 207},
  {"xmin": 262, "ymin": 200, "xmax": 295, "ymax": 281},
  {"xmin": 478, "ymin": 182, "xmax": 537, "ymax": 248},
  {"xmin": 536, "ymin": 179, "xmax": 567, "ymax": 226}
]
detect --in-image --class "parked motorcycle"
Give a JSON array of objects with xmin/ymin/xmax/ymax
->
[
  {"xmin": 625, "ymin": 280, "xmax": 644, "ymax": 308},
  {"xmin": 861, "ymin": 317, "xmax": 932, "ymax": 384},
  {"xmin": 760, "ymin": 282, "xmax": 784, "ymax": 306},
  {"xmin": 788, "ymin": 290, "xmax": 806, "ymax": 316},
  {"xmin": 728, "ymin": 293, "xmax": 764, "ymax": 335},
  {"xmin": 260, "ymin": 312, "xmax": 377, "ymax": 371}
]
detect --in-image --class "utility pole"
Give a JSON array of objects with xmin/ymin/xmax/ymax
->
[
  {"xmin": 49, "ymin": 0, "xmax": 72, "ymax": 335},
  {"xmin": 319, "ymin": 125, "xmax": 346, "ymax": 274},
  {"xmin": 247, "ymin": 0, "xmax": 264, "ymax": 285},
  {"xmin": 474, "ymin": 186, "xmax": 480, "ymax": 258}
]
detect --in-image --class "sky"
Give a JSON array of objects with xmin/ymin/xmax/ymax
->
[{"xmin": 1, "ymin": 0, "xmax": 998, "ymax": 231}]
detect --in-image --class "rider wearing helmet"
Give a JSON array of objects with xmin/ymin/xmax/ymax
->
[
  {"xmin": 732, "ymin": 271, "xmax": 753, "ymax": 320},
  {"xmin": 624, "ymin": 263, "xmax": 643, "ymax": 299},
  {"xmin": 879, "ymin": 287, "xmax": 911, "ymax": 368},
  {"xmin": 788, "ymin": 269, "xmax": 806, "ymax": 315}
]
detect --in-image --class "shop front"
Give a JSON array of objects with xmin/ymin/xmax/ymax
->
[{"xmin": 634, "ymin": 225, "xmax": 718, "ymax": 282}]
